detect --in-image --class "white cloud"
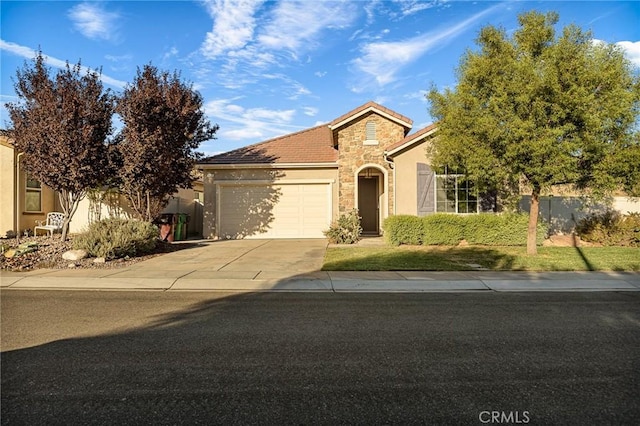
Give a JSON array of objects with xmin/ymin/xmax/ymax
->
[
  {"xmin": 393, "ymin": 0, "xmax": 445, "ymax": 17},
  {"xmin": 204, "ymin": 98, "xmax": 301, "ymax": 142},
  {"xmin": 222, "ymin": 128, "xmax": 265, "ymax": 140},
  {"xmin": 352, "ymin": 3, "xmax": 503, "ymax": 87},
  {"xmin": 303, "ymin": 107, "xmax": 318, "ymax": 117},
  {"xmin": 0, "ymin": 39, "xmax": 127, "ymax": 89},
  {"xmin": 314, "ymin": 71, "xmax": 327, "ymax": 78},
  {"xmin": 257, "ymin": 1, "xmax": 358, "ymax": 55},
  {"xmin": 616, "ymin": 40, "xmax": 640, "ymax": 67},
  {"xmin": 197, "ymin": 1, "xmax": 358, "ymax": 93},
  {"xmin": 200, "ymin": 0, "xmax": 265, "ymax": 59},
  {"xmin": 68, "ymin": 2, "xmax": 120, "ymax": 42}
]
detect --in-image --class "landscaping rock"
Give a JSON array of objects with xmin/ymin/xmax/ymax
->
[
  {"xmin": 62, "ymin": 249, "xmax": 89, "ymax": 261},
  {"xmin": 93, "ymin": 257, "xmax": 106, "ymax": 264}
]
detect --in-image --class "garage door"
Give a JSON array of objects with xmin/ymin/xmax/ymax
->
[{"xmin": 219, "ymin": 183, "xmax": 331, "ymax": 239}]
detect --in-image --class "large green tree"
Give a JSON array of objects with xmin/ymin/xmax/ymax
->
[
  {"xmin": 428, "ymin": 11, "xmax": 640, "ymax": 254},
  {"xmin": 6, "ymin": 53, "xmax": 115, "ymax": 240},
  {"xmin": 115, "ymin": 64, "xmax": 218, "ymax": 222}
]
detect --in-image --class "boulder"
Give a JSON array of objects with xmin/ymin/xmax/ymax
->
[
  {"xmin": 93, "ymin": 257, "xmax": 106, "ymax": 264},
  {"xmin": 62, "ymin": 249, "xmax": 89, "ymax": 261}
]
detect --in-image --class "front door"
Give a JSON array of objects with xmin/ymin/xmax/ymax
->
[{"xmin": 358, "ymin": 176, "xmax": 379, "ymax": 235}]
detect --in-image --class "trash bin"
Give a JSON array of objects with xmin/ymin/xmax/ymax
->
[{"xmin": 174, "ymin": 213, "xmax": 189, "ymax": 241}]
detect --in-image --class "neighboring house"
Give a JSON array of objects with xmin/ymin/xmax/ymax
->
[
  {"xmin": 198, "ymin": 101, "xmax": 469, "ymax": 240},
  {"xmin": 1, "ymin": 134, "xmax": 57, "ymax": 238},
  {"xmin": 1, "ymin": 133, "xmax": 204, "ymax": 238}
]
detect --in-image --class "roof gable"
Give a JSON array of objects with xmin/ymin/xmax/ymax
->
[
  {"xmin": 328, "ymin": 101, "xmax": 413, "ymax": 131},
  {"xmin": 385, "ymin": 124, "xmax": 438, "ymax": 157}
]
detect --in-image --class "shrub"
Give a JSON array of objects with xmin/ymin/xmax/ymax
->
[
  {"xmin": 383, "ymin": 215, "xmax": 423, "ymax": 246},
  {"xmin": 324, "ymin": 209, "xmax": 362, "ymax": 244},
  {"xmin": 382, "ymin": 213, "xmax": 548, "ymax": 246},
  {"xmin": 465, "ymin": 213, "xmax": 547, "ymax": 246},
  {"xmin": 73, "ymin": 218, "xmax": 158, "ymax": 259},
  {"xmin": 576, "ymin": 211, "xmax": 640, "ymax": 247},
  {"xmin": 422, "ymin": 214, "xmax": 466, "ymax": 245}
]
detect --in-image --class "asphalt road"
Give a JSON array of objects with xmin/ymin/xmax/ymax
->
[{"xmin": 2, "ymin": 290, "xmax": 639, "ymax": 425}]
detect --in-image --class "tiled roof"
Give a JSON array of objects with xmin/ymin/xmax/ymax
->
[
  {"xmin": 329, "ymin": 101, "xmax": 413, "ymax": 129},
  {"xmin": 385, "ymin": 123, "xmax": 438, "ymax": 155},
  {"xmin": 200, "ymin": 125, "xmax": 337, "ymax": 165}
]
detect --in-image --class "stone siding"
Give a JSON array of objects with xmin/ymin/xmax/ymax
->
[{"xmin": 336, "ymin": 112, "xmax": 405, "ymax": 214}]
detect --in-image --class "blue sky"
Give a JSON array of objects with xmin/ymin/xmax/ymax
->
[{"xmin": 2, "ymin": 1, "xmax": 639, "ymax": 156}]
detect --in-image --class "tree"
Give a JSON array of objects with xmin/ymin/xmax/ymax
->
[
  {"xmin": 428, "ymin": 11, "xmax": 640, "ymax": 255},
  {"xmin": 6, "ymin": 52, "xmax": 115, "ymax": 240},
  {"xmin": 115, "ymin": 65, "xmax": 218, "ymax": 222}
]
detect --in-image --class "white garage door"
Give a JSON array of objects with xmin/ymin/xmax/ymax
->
[{"xmin": 219, "ymin": 183, "xmax": 331, "ymax": 239}]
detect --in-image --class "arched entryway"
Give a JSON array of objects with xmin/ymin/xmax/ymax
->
[{"xmin": 355, "ymin": 165, "xmax": 387, "ymax": 236}]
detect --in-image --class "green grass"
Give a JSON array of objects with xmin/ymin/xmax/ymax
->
[{"xmin": 322, "ymin": 246, "xmax": 640, "ymax": 272}]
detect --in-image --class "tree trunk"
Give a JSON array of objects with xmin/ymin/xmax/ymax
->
[
  {"xmin": 59, "ymin": 190, "xmax": 84, "ymax": 241},
  {"xmin": 527, "ymin": 188, "xmax": 540, "ymax": 255}
]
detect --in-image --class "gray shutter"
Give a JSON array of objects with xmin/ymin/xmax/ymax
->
[{"xmin": 417, "ymin": 163, "xmax": 435, "ymax": 216}]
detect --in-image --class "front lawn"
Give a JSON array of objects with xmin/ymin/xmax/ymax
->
[{"xmin": 322, "ymin": 246, "xmax": 640, "ymax": 272}]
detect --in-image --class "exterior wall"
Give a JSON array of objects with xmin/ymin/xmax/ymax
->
[
  {"xmin": 519, "ymin": 195, "xmax": 640, "ymax": 234},
  {"xmin": 0, "ymin": 139, "xmax": 56, "ymax": 238},
  {"xmin": 202, "ymin": 167, "xmax": 338, "ymax": 239},
  {"xmin": 392, "ymin": 141, "xmax": 431, "ymax": 216},
  {"xmin": 162, "ymin": 186, "xmax": 204, "ymax": 237},
  {"xmin": 69, "ymin": 191, "xmax": 132, "ymax": 234},
  {"xmin": 70, "ymin": 187, "xmax": 203, "ymax": 236},
  {"xmin": 335, "ymin": 112, "xmax": 405, "ymax": 219},
  {"xmin": 0, "ymin": 143, "xmax": 15, "ymax": 237}
]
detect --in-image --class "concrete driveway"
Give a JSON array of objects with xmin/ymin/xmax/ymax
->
[{"xmin": 128, "ymin": 238, "xmax": 329, "ymax": 278}]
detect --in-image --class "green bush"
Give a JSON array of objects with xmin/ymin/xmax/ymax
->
[
  {"xmin": 383, "ymin": 215, "xmax": 423, "ymax": 246},
  {"xmin": 465, "ymin": 213, "xmax": 547, "ymax": 246},
  {"xmin": 422, "ymin": 214, "xmax": 466, "ymax": 245},
  {"xmin": 324, "ymin": 209, "xmax": 362, "ymax": 244},
  {"xmin": 382, "ymin": 213, "xmax": 548, "ymax": 246},
  {"xmin": 73, "ymin": 219, "xmax": 159, "ymax": 259},
  {"xmin": 576, "ymin": 211, "xmax": 640, "ymax": 247}
]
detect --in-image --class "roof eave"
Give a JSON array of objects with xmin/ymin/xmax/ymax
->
[
  {"xmin": 385, "ymin": 126, "xmax": 438, "ymax": 157},
  {"xmin": 328, "ymin": 106, "xmax": 412, "ymax": 131},
  {"xmin": 197, "ymin": 162, "xmax": 339, "ymax": 170}
]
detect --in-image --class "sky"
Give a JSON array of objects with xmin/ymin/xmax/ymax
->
[{"xmin": 1, "ymin": 1, "xmax": 639, "ymax": 156}]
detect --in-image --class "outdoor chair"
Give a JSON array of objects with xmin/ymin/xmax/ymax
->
[{"xmin": 34, "ymin": 212, "xmax": 65, "ymax": 237}]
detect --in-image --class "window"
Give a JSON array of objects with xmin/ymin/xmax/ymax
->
[
  {"xmin": 364, "ymin": 120, "xmax": 378, "ymax": 145},
  {"xmin": 435, "ymin": 174, "xmax": 478, "ymax": 214},
  {"xmin": 25, "ymin": 174, "xmax": 42, "ymax": 212}
]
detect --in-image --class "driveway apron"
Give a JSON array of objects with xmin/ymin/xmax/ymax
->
[{"xmin": 124, "ymin": 239, "xmax": 329, "ymax": 280}]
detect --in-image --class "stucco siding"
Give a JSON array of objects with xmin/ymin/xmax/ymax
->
[
  {"xmin": 0, "ymin": 143, "xmax": 15, "ymax": 237},
  {"xmin": 392, "ymin": 141, "xmax": 431, "ymax": 216}
]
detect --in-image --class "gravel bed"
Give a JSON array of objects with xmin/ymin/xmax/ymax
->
[{"xmin": 0, "ymin": 235, "xmax": 185, "ymax": 272}]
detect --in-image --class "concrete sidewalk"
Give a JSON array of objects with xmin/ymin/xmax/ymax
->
[
  {"xmin": 1, "ymin": 239, "xmax": 639, "ymax": 292},
  {"xmin": 2, "ymin": 269, "xmax": 639, "ymax": 292}
]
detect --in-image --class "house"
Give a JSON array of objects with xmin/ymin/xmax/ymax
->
[
  {"xmin": 1, "ymin": 133, "xmax": 204, "ymax": 238},
  {"xmin": 198, "ymin": 100, "xmax": 640, "ymax": 240},
  {"xmin": 1, "ymin": 134, "xmax": 58, "ymax": 238},
  {"xmin": 198, "ymin": 101, "xmax": 471, "ymax": 240}
]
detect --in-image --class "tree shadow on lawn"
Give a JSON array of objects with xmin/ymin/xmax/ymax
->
[
  {"xmin": 323, "ymin": 245, "xmax": 640, "ymax": 272},
  {"xmin": 322, "ymin": 246, "xmax": 520, "ymax": 271}
]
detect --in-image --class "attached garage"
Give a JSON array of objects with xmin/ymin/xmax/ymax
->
[{"xmin": 217, "ymin": 181, "xmax": 333, "ymax": 239}]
